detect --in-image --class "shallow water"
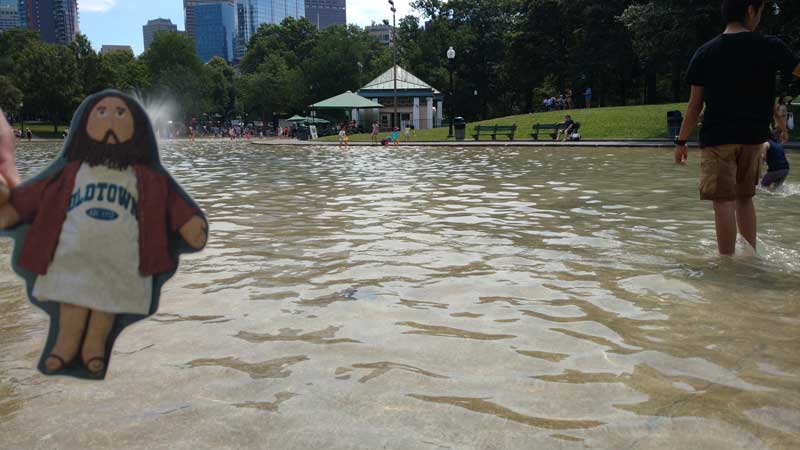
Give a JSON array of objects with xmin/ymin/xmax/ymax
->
[{"xmin": 1, "ymin": 141, "xmax": 799, "ymax": 450}]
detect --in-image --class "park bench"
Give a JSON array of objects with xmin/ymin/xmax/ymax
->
[
  {"xmin": 472, "ymin": 124, "xmax": 517, "ymax": 141},
  {"xmin": 531, "ymin": 123, "xmax": 562, "ymax": 140}
]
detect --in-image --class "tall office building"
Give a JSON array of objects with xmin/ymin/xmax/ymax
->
[
  {"xmin": 235, "ymin": 0, "xmax": 305, "ymax": 59},
  {"xmin": 194, "ymin": 2, "xmax": 235, "ymax": 63},
  {"xmin": 143, "ymin": 18, "xmax": 178, "ymax": 50},
  {"xmin": 184, "ymin": 0, "xmax": 235, "ymax": 45},
  {"xmin": 304, "ymin": 0, "xmax": 344, "ymax": 30},
  {"xmin": 0, "ymin": 0, "xmax": 19, "ymax": 32},
  {"xmin": 17, "ymin": 0, "xmax": 79, "ymax": 44}
]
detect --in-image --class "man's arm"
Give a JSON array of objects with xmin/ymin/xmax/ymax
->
[{"xmin": 675, "ymin": 85, "xmax": 704, "ymax": 165}]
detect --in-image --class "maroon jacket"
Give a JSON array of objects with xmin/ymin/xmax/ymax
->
[{"xmin": 11, "ymin": 161, "xmax": 200, "ymax": 276}]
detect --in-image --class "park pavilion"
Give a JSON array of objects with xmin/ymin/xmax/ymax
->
[{"xmin": 356, "ymin": 66, "xmax": 444, "ymax": 131}]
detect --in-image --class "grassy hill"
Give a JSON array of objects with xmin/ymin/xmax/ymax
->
[{"xmin": 322, "ymin": 102, "xmax": 799, "ymax": 142}]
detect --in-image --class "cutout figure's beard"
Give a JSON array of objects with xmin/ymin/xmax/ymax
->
[{"xmin": 68, "ymin": 136, "xmax": 150, "ymax": 170}]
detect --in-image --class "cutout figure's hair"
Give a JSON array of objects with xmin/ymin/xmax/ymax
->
[
  {"xmin": 65, "ymin": 93, "xmax": 152, "ymax": 170},
  {"xmin": 721, "ymin": 0, "xmax": 765, "ymax": 24}
]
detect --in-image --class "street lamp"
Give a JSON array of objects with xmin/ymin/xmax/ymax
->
[
  {"xmin": 18, "ymin": 101, "xmax": 24, "ymax": 135},
  {"xmin": 447, "ymin": 46, "xmax": 456, "ymax": 138},
  {"xmin": 387, "ymin": 1, "xmax": 397, "ymax": 130}
]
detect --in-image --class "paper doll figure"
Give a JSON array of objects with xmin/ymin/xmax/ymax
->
[{"xmin": 0, "ymin": 90, "xmax": 208, "ymax": 380}]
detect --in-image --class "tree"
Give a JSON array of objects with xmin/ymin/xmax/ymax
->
[
  {"xmin": 205, "ymin": 57, "xmax": 237, "ymax": 121},
  {"xmin": 141, "ymin": 32, "xmax": 206, "ymax": 121},
  {"xmin": 99, "ymin": 50, "xmax": 150, "ymax": 92},
  {"xmin": 69, "ymin": 34, "xmax": 104, "ymax": 96},
  {"xmin": 0, "ymin": 76, "xmax": 23, "ymax": 115},
  {"xmin": 16, "ymin": 42, "xmax": 81, "ymax": 133}
]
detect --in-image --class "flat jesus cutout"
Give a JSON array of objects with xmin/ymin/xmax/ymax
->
[{"xmin": 0, "ymin": 90, "xmax": 208, "ymax": 380}]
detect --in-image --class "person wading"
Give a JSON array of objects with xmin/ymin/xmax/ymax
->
[{"xmin": 674, "ymin": 0, "xmax": 800, "ymax": 256}]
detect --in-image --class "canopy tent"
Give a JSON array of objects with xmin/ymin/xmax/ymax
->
[
  {"xmin": 288, "ymin": 115, "xmax": 330, "ymax": 124},
  {"xmin": 309, "ymin": 91, "xmax": 383, "ymax": 110}
]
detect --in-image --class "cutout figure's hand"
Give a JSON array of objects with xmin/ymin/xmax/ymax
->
[
  {"xmin": 0, "ymin": 111, "xmax": 21, "ymax": 205},
  {"xmin": 179, "ymin": 215, "xmax": 207, "ymax": 249}
]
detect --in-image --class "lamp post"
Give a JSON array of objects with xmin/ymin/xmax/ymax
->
[
  {"xmin": 19, "ymin": 101, "xmax": 24, "ymax": 136},
  {"xmin": 447, "ymin": 46, "xmax": 455, "ymax": 139},
  {"xmin": 386, "ymin": 0, "xmax": 398, "ymax": 130}
]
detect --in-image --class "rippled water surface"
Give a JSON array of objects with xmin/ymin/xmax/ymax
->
[{"xmin": 2, "ymin": 141, "xmax": 799, "ymax": 450}]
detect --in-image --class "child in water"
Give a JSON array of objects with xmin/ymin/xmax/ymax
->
[
  {"xmin": 762, "ymin": 131, "xmax": 790, "ymax": 190},
  {"xmin": 392, "ymin": 127, "xmax": 400, "ymax": 146}
]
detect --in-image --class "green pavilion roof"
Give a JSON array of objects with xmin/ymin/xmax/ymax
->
[
  {"xmin": 309, "ymin": 91, "xmax": 383, "ymax": 110},
  {"xmin": 360, "ymin": 66, "xmax": 441, "ymax": 94}
]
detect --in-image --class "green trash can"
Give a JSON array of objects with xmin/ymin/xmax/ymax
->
[{"xmin": 454, "ymin": 117, "xmax": 466, "ymax": 141}]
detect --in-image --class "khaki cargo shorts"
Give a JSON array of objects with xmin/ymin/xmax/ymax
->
[{"xmin": 699, "ymin": 143, "xmax": 767, "ymax": 201}]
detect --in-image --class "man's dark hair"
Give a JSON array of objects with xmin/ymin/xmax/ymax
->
[
  {"xmin": 66, "ymin": 93, "xmax": 152, "ymax": 170},
  {"xmin": 722, "ymin": 0, "xmax": 765, "ymax": 24}
]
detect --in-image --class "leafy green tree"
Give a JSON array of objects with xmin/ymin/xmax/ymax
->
[
  {"xmin": 0, "ymin": 76, "xmax": 23, "ymax": 115},
  {"xmin": 15, "ymin": 42, "xmax": 81, "ymax": 133},
  {"xmin": 205, "ymin": 57, "xmax": 237, "ymax": 121},
  {"xmin": 141, "ymin": 32, "xmax": 206, "ymax": 120},
  {"xmin": 99, "ymin": 50, "xmax": 150, "ymax": 92},
  {"xmin": 69, "ymin": 34, "xmax": 105, "ymax": 96}
]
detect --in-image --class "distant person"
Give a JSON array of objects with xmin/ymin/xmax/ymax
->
[
  {"xmin": 566, "ymin": 89, "xmax": 574, "ymax": 109},
  {"xmin": 775, "ymin": 96, "xmax": 789, "ymax": 140},
  {"xmin": 338, "ymin": 125, "xmax": 348, "ymax": 149},
  {"xmin": 391, "ymin": 127, "xmax": 400, "ymax": 146},
  {"xmin": 557, "ymin": 115, "xmax": 575, "ymax": 141},
  {"xmin": 583, "ymin": 87, "xmax": 592, "ymax": 109},
  {"xmin": 371, "ymin": 122, "xmax": 380, "ymax": 144},
  {"xmin": 762, "ymin": 133, "xmax": 790, "ymax": 190},
  {"xmin": 403, "ymin": 124, "xmax": 411, "ymax": 141},
  {"xmin": 188, "ymin": 126, "xmax": 196, "ymax": 142},
  {"xmin": 26, "ymin": 128, "xmax": 32, "ymax": 141},
  {"xmin": 674, "ymin": 0, "xmax": 800, "ymax": 255}
]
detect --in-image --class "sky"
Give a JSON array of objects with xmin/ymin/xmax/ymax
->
[{"xmin": 78, "ymin": 0, "xmax": 417, "ymax": 55}]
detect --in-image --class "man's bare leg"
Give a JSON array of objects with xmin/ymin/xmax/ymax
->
[
  {"xmin": 713, "ymin": 200, "xmax": 737, "ymax": 256},
  {"xmin": 45, "ymin": 303, "xmax": 89, "ymax": 372},
  {"xmin": 82, "ymin": 310, "xmax": 115, "ymax": 374},
  {"xmin": 735, "ymin": 196, "xmax": 757, "ymax": 251}
]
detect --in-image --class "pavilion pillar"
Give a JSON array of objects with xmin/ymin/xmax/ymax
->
[
  {"xmin": 426, "ymin": 97, "xmax": 434, "ymax": 130},
  {"xmin": 436, "ymin": 100, "xmax": 444, "ymax": 128},
  {"xmin": 412, "ymin": 97, "xmax": 420, "ymax": 130}
]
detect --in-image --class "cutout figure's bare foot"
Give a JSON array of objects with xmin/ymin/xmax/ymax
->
[
  {"xmin": 44, "ymin": 304, "xmax": 89, "ymax": 373},
  {"xmin": 81, "ymin": 310, "xmax": 115, "ymax": 377}
]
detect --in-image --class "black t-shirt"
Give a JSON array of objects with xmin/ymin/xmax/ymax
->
[{"xmin": 686, "ymin": 32, "xmax": 799, "ymax": 148}]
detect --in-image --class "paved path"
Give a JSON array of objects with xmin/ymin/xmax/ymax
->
[{"xmin": 253, "ymin": 139, "xmax": 800, "ymax": 150}]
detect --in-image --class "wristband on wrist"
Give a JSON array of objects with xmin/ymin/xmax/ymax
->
[{"xmin": 674, "ymin": 138, "xmax": 687, "ymax": 146}]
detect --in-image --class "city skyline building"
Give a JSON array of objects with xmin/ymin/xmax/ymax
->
[
  {"xmin": 0, "ymin": 0, "xmax": 18, "ymax": 32},
  {"xmin": 303, "ymin": 0, "xmax": 344, "ymax": 30},
  {"xmin": 235, "ymin": 0, "xmax": 305, "ymax": 59},
  {"xmin": 16, "ymin": 0, "xmax": 79, "ymax": 44},
  {"xmin": 143, "ymin": 18, "xmax": 178, "ymax": 50},
  {"xmin": 184, "ymin": 0, "xmax": 233, "ymax": 45},
  {"xmin": 194, "ymin": 1, "xmax": 235, "ymax": 63},
  {"xmin": 100, "ymin": 44, "xmax": 133, "ymax": 55},
  {"xmin": 365, "ymin": 23, "xmax": 392, "ymax": 46}
]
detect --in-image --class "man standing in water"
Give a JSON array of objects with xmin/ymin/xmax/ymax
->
[{"xmin": 674, "ymin": 0, "xmax": 800, "ymax": 255}]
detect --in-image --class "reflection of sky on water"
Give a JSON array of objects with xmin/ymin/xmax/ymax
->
[{"xmin": 1, "ymin": 142, "xmax": 799, "ymax": 450}]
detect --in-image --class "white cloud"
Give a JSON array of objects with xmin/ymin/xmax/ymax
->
[
  {"xmin": 347, "ymin": 0, "xmax": 418, "ymax": 27},
  {"xmin": 79, "ymin": 0, "xmax": 118, "ymax": 13}
]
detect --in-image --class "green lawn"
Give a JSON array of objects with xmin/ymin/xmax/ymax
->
[
  {"xmin": 322, "ymin": 103, "xmax": 690, "ymax": 142},
  {"xmin": 319, "ymin": 103, "xmax": 796, "ymax": 143},
  {"xmin": 16, "ymin": 122, "xmax": 69, "ymax": 139}
]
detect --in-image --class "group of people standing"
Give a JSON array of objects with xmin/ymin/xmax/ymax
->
[{"xmin": 542, "ymin": 88, "xmax": 593, "ymax": 112}]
